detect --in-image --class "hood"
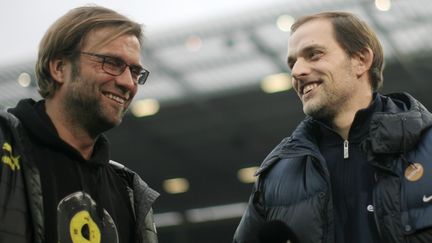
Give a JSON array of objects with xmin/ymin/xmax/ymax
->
[
  {"xmin": 362, "ymin": 92, "xmax": 432, "ymax": 157},
  {"xmin": 8, "ymin": 99, "xmax": 110, "ymax": 165}
]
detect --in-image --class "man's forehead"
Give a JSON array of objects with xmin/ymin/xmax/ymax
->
[
  {"xmin": 81, "ymin": 27, "xmax": 140, "ymax": 52},
  {"xmin": 288, "ymin": 19, "xmax": 334, "ymax": 53}
]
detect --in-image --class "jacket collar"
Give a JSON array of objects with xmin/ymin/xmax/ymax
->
[{"xmin": 256, "ymin": 92, "xmax": 432, "ymax": 175}]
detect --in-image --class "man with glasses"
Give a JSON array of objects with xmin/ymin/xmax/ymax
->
[{"xmin": 0, "ymin": 6, "xmax": 158, "ymax": 243}]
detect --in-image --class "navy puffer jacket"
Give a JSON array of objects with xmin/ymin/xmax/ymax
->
[{"xmin": 234, "ymin": 93, "xmax": 432, "ymax": 243}]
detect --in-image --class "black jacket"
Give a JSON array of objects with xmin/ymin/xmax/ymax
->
[
  {"xmin": 0, "ymin": 101, "xmax": 159, "ymax": 243},
  {"xmin": 234, "ymin": 93, "xmax": 432, "ymax": 243}
]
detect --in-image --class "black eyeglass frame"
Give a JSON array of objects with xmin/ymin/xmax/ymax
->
[{"xmin": 79, "ymin": 51, "xmax": 149, "ymax": 85}]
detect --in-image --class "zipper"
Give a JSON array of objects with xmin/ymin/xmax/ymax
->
[{"xmin": 343, "ymin": 140, "xmax": 349, "ymax": 159}]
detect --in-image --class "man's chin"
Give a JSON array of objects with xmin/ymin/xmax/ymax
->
[
  {"xmin": 303, "ymin": 103, "xmax": 318, "ymax": 116},
  {"xmin": 97, "ymin": 113, "xmax": 124, "ymax": 130},
  {"xmin": 106, "ymin": 108, "xmax": 126, "ymax": 126},
  {"xmin": 109, "ymin": 115, "xmax": 123, "ymax": 127},
  {"xmin": 304, "ymin": 105, "xmax": 333, "ymax": 120}
]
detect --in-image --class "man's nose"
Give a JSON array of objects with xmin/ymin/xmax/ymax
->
[
  {"xmin": 291, "ymin": 58, "xmax": 311, "ymax": 80},
  {"xmin": 115, "ymin": 67, "xmax": 136, "ymax": 90}
]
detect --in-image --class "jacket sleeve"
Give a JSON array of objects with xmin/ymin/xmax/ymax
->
[
  {"xmin": 109, "ymin": 160, "xmax": 160, "ymax": 243},
  {"xmin": 0, "ymin": 113, "xmax": 34, "ymax": 243},
  {"xmin": 142, "ymin": 208, "xmax": 158, "ymax": 243},
  {"xmin": 233, "ymin": 181, "xmax": 266, "ymax": 243}
]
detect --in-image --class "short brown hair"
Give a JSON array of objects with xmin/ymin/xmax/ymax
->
[
  {"xmin": 291, "ymin": 11, "xmax": 384, "ymax": 91},
  {"xmin": 35, "ymin": 5, "xmax": 143, "ymax": 98}
]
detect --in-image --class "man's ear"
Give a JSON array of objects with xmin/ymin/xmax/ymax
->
[
  {"xmin": 48, "ymin": 57, "xmax": 67, "ymax": 84},
  {"xmin": 353, "ymin": 47, "xmax": 373, "ymax": 78}
]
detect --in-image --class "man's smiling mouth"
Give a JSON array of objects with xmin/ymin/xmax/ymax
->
[
  {"xmin": 301, "ymin": 82, "xmax": 321, "ymax": 95},
  {"xmin": 103, "ymin": 92, "xmax": 127, "ymax": 105}
]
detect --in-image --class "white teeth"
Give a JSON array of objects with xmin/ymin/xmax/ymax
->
[
  {"xmin": 105, "ymin": 93, "xmax": 126, "ymax": 104},
  {"xmin": 303, "ymin": 83, "xmax": 318, "ymax": 94}
]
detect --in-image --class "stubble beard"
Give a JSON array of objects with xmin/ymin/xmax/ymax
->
[
  {"xmin": 63, "ymin": 63, "xmax": 123, "ymax": 138},
  {"xmin": 303, "ymin": 89, "xmax": 337, "ymax": 122},
  {"xmin": 303, "ymin": 61, "xmax": 355, "ymax": 122}
]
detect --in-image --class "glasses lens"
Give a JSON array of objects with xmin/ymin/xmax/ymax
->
[
  {"xmin": 138, "ymin": 70, "xmax": 150, "ymax": 85},
  {"xmin": 85, "ymin": 52, "xmax": 148, "ymax": 85},
  {"xmin": 102, "ymin": 57, "xmax": 125, "ymax": 76}
]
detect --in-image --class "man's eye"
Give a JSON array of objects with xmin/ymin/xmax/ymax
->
[
  {"xmin": 309, "ymin": 51, "xmax": 323, "ymax": 60},
  {"xmin": 130, "ymin": 67, "xmax": 142, "ymax": 77},
  {"xmin": 104, "ymin": 57, "xmax": 123, "ymax": 68}
]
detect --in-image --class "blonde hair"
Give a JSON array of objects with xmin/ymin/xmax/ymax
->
[{"xmin": 35, "ymin": 6, "xmax": 143, "ymax": 98}]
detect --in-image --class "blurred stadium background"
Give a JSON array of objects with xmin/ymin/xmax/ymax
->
[{"xmin": 1, "ymin": 0, "xmax": 432, "ymax": 242}]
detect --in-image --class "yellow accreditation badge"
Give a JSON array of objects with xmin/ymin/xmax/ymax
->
[{"xmin": 404, "ymin": 162, "xmax": 424, "ymax": 182}]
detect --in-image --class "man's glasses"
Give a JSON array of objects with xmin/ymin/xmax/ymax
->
[{"xmin": 80, "ymin": 52, "xmax": 149, "ymax": 85}]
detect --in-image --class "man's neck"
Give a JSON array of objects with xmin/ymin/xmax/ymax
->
[
  {"xmin": 45, "ymin": 99, "xmax": 95, "ymax": 160},
  {"xmin": 332, "ymin": 92, "xmax": 373, "ymax": 140}
]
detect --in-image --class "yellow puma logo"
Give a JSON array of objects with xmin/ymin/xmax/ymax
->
[{"xmin": 1, "ymin": 142, "xmax": 20, "ymax": 171}]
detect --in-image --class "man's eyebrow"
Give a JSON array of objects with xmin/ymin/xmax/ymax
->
[
  {"xmin": 104, "ymin": 53, "xmax": 144, "ymax": 68},
  {"xmin": 287, "ymin": 44, "xmax": 325, "ymax": 68},
  {"xmin": 130, "ymin": 64, "xmax": 144, "ymax": 70}
]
